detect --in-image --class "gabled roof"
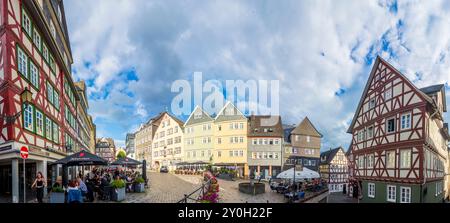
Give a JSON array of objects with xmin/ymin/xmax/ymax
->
[
  {"xmin": 153, "ymin": 111, "xmax": 185, "ymax": 128},
  {"xmin": 184, "ymin": 106, "xmax": 214, "ymax": 127},
  {"xmin": 214, "ymin": 101, "xmax": 246, "ymax": 122},
  {"xmin": 420, "ymin": 84, "xmax": 447, "ymax": 112},
  {"xmin": 248, "ymin": 115, "xmax": 283, "ymax": 137},
  {"xmin": 291, "ymin": 117, "xmax": 323, "ymax": 137},
  {"xmin": 347, "ymin": 56, "xmax": 435, "ymax": 133},
  {"xmin": 96, "ymin": 138, "xmax": 115, "ymax": 148},
  {"xmin": 320, "ymin": 147, "xmax": 344, "ymax": 165}
]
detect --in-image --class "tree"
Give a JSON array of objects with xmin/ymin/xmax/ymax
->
[{"xmin": 117, "ymin": 150, "xmax": 127, "ymax": 159}]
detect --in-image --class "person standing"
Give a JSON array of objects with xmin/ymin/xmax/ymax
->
[{"xmin": 31, "ymin": 172, "xmax": 47, "ymax": 203}]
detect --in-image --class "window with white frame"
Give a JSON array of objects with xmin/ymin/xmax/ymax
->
[
  {"xmin": 400, "ymin": 150, "xmax": 411, "ymax": 168},
  {"xmin": 387, "ymin": 185, "xmax": 396, "ymax": 202},
  {"xmin": 23, "ymin": 104, "xmax": 34, "ymax": 132},
  {"xmin": 52, "ymin": 122, "xmax": 59, "ymax": 143},
  {"xmin": 306, "ymin": 136, "xmax": 311, "ymax": 142},
  {"xmin": 358, "ymin": 156, "xmax": 364, "ymax": 168},
  {"xmin": 253, "ymin": 139, "xmax": 257, "ymax": 145},
  {"xmin": 384, "ymin": 88, "xmax": 392, "ymax": 100},
  {"xmin": 29, "ymin": 61, "xmax": 39, "ymax": 88},
  {"xmin": 22, "ymin": 9, "xmax": 32, "ymax": 35},
  {"xmin": 369, "ymin": 98, "xmax": 376, "ymax": 109},
  {"xmin": 42, "ymin": 44, "xmax": 49, "ymax": 62},
  {"xmin": 47, "ymin": 82, "xmax": 54, "ymax": 104},
  {"xmin": 17, "ymin": 47, "xmax": 28, "ymax": 77},
  {"xmin": 367, "ymin": 154, "xmax": 374, "ymax": 168},
  {"xmin": 386, "ymin": 151, "xmax": 395, "ymax": 168},
  {"xmin": 386, "ymin": 118, "xmax": 396, "ymax": 133},
  {"xmin": 36, "ymin": 110, "xmax": 44, "ymax": 136},
  {"xmin": 357, "ymin": 131, "xmax": 364, "ymax": 142},
  {"xmin": 45, "ymin": 117, "xmax": 52, "ymax": 140},
  {"xmin": 400, "ymin": 187, "xmax": 411, "ymax": 203},
  {"xmin": 367, "ymin": 126, "xmax": 374, "ymax": 139},
  {"xmin": 33, "ymin": 28, "xmax": 42, "ymax": 51},
  {"xmin": 401, "ymin": 113, "xmax": 411, "ymax": 130},
  {"xmin": 53, "ymin": 91, "xmax": 59, "ymax": 109}
]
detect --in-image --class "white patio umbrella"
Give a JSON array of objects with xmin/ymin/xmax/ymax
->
[{"xmin": 276, "ymin": 167, "xmax": 320, "ymax": 182}]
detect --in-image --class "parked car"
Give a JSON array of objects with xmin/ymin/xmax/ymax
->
[{"xmin": 160, "ymin": 166, "xmax": 169, "ymax": 173}]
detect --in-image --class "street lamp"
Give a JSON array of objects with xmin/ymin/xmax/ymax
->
[{"xmin": 1, "ymin": 88, "xmax": 33, "ymax": 124}]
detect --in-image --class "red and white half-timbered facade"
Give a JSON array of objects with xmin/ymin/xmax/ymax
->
[
  {"xmin": 347, "ymin": 56, "xmax": 449, "ymax": 203},
  {"xmin": 319, "ymin": 147, "xmax": 349, "ymax": 193},
  {"xmin": 0, "ymin": 0, "xmax": 94, "ymax": 203}
]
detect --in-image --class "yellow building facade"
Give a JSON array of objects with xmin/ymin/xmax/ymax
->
[{"xmin": 213, "ymin": 102, "xmax": 249, "ymax": 177}]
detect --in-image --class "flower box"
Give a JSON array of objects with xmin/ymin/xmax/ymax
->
[
  {"xmin": 49, "ymin": 192, "xmax": 65, "ymax": 203},
  {"xmin": 111, "ymin": 187, "xmax": 126, "ymax": 201},
  {"xmin": 134, "ymin": 183, "xmax": 145, "ymax": 193}
]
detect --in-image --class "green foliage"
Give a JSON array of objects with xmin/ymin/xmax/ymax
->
[
  {"xmin": 134, "ymin": 177, "xmax": 145, "ymax": 184},
  {"xmin": 116, "ymin": 150, "xmax": 127, "ymax": 159},
  {"xmin": 110, "ymin": 179, "xmax": 126, "ymax": 188},
  {"xmin": 51, "ymin": 186, "xmax": 64, "ymax": 193}
]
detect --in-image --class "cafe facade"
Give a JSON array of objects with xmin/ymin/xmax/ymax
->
[{"xmin": 0, "ymin": 0, "xmax": 95, "ymax": 202}]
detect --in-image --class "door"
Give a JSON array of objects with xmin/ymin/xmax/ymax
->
[{"xmin": 0, "ymin": 166, "xmax": 12, "ymax": 194}]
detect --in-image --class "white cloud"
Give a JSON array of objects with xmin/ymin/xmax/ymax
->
[{"xmin": 65, "ymin": 0, "xmax": 450, "ymax": 149}]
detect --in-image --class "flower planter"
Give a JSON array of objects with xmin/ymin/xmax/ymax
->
[
  {"xmin": 217, "ymin": 173, "xmax": 234, "ymax": 181},
  {"xmin": 134, "ymin": 183, "xmax": 145, "ymax": 193},
  {"xmin": 49, "ymin": 192, "xmax": 65, "ymax": 203},
  {"xmin": 111, "ymin": 187, "xmax": 126, "ymax": 202}
]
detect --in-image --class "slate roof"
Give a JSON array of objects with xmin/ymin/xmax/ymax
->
[
  {"xmin": 248, "ymin": 115, "xmax": 283, "ymax": 137},
  {"xmin": 320, "ymin": 147, "xmax": 343, "ymax": 165},
  {"xmin": 283, "ymin": 127, "xmax": 295, "ymax": 143},
  {"xmin": 420, "ymin": 84, "xmax": 445, "ymax": 95},
  {"xmin": 291, "ymin": 117, "xmax": 323, "ymax": 137},
  {"xmin": 420, "ymin": 84, "xmax": 447, "ymax": 112},
  {"xmin": 184, "ymin": 106, "xmax": 214, "ymax": 126}
]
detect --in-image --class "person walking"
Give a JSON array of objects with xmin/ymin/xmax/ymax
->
[{"xmin": 31, "ymin": 172, "xmax": 47, "ymax": 203}]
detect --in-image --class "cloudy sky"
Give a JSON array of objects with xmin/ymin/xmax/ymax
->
[{"xmin": 64, "ymin": 0, "xmax": 450, "ymax": 149}]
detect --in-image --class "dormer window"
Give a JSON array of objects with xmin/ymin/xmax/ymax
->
[{"xmin": 194, "ymin": 112, "xmax": 202, "ymax": 119}]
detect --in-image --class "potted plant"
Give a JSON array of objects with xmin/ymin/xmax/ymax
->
[
  {"xmin": 110, "ymin": 179, "xmax": 126, "ymax": 201},
  {"xmin": 49, "ymin": 186, "xmax": 65, "ymax": 203},
  {"xmin": 133, "ymin": 177, "xmax": 145, "ymax": 193}
]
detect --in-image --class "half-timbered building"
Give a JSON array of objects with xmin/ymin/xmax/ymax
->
[
  {"xmin": 0, "ymin": 0, "xmax": 95, "ymax": 202},
  {"xmin": 347, "ymin": 56, "xmax": 449, "ymax": 203},
  {"xmin": 320, "ymin": 147, "xmax": 349, "ymax": 193}
]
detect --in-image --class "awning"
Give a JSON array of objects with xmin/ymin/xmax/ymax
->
[
  {"xmin": 53, "ymin": 150, "xmax": 108, "ymax": 166},
  {"xmin": 276, "ymin": 167, "xmax": 320, "ymax": 181},
  {"xmin": 111, "ymin": 157, "xmax": 142, "ymax": 166}
]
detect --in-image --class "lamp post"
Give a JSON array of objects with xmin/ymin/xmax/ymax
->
[
  {"xmin": 0, "ymin": 88, "xmax": 33, "ymax": 203},
  {"xmin": 1, "ymin": 88, "xmax": 33, "ymax": 124}
]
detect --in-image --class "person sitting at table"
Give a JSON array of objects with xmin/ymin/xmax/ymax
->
[
  {"xmin": 67, "ymin": 180, "xmax": 82, "ymax": 203},
  {"xmin": 77, "ymin": 177, "xmax": 88, "ymax": 197}
]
